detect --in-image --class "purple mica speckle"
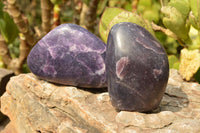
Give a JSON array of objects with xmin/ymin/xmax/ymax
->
[
  {"xmin": 27, "ymin": 23, "xmax": 106, "ymax": 88},
  {"xmin": 106, "ymin": 22, "xmax": 169, "ymax": 112}
]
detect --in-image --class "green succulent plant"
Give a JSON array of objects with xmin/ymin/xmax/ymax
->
[
  {"xmin": 99, "ymin": 7, "xmax": 155, "ymax": 43},
  {"xmin": 0, "ymin": 1, "xmax": 19, "ymax": 44}
]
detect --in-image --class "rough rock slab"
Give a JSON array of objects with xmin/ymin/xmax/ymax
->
[
  {"xmin": 0, "ymin": 120, "xmax": 16, "ymax": 133},
  {"xmin": 0, "ymin": 68, "xmax": 14, "ymax": 96},
  {"xmin": 1, "ymin": 69, "xmax": 200, "ymax": 133},
  {"xmin": 0, "ymin": 68, "xmax": 14, "ymax": 122}
]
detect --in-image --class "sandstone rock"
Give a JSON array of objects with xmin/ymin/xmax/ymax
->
[
  {"xmin": 0, "ymin": 68, "xmax": 14, "ymax": 96},
  {"xmin": 0, "ymin": 68, "xmax": 14, "ymax": 122},
  {"xmin": 0, "ymin": 121, "xmax": 17, "ymax": 133},
  {"xmin": 1, "ymin": 69, "xmax": 200, "ymax": 133}
]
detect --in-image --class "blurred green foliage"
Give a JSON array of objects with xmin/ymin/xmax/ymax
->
[
  {"xmin": 168, "ymin": 55, "xmax": 180, "ymax": 70},
  {"xmin": 195, "ymin": 68, "xmax": 200, "ymax": 83},
  {"xmin": 0, "ymin": 1, "xmax": 19, "ymax": 44},
  {"xmin": 8, "ymin": 38, "xmax": 20, "ymax": 58},
  {"xmin": 0, "ymin": 1, "xmax": 20, "ymax": 62},
  {"xmin": 99, "ymin": 7, "xmax": 155, "ymax": 43},
  {"xmin": 137, "ymin": 0, "xmax": 161, "ymax": 23}
]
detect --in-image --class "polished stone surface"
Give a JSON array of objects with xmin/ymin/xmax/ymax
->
[
  {"xmin": 27, "ymin": 24, "xmax": 106, "ymax": 88},
  {"xmin": 106, "ymin": 22, "xmax": 169, "ymax": 112}
]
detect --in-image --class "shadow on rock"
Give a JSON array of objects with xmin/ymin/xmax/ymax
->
[
  {"xmin": 156, "ymin": 84, "xmax": 189, "ymax": 113},
  {"xmin": 78, "ymin": 87, "xmax": 108, "ymax": 94}
]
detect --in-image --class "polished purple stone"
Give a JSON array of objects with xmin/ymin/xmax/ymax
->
[
  {"xmin": 27, "ymin": 24, "xmax": 106, "ymax": 88},
  {"xmin": 106, "ymin": 22, "xmax": 169, "ymax": 112}
]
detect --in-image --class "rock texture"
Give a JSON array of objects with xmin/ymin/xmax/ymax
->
[
  {"xmin": 0, "ymin": 119, "xmax": 15, "ymax": 133},
  {"xmin": 106, "ymin": 22, "xmax": 169, "ymax": 112},
  {"xmin": 0, "ymin": 68, "xmax": 14, "ymax": 122},
  {"xmin": 27, "ymin": 23, "xmax": 106, "ymax": 88},
  {"xmin": 1, "ymin": 69, "xmax": 200, "ymax": 133}
]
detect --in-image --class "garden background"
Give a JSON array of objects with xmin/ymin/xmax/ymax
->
[{"xmin": 0, "ymin": 0, "xmax": 200, "ymax": 83}]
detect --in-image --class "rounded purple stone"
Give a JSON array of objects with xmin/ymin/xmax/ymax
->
[
  {"xmin": 27, "ymin": 23, "xmax": 106, "ymax": 88},
  {"xmin": 106, "ymin": 22, "xmax": 169, "ymax": 112}
]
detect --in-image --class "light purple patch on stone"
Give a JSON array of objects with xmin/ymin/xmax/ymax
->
[{"xmin": 116, "ymin": 57, "xmax": 129, "ymax": 80}]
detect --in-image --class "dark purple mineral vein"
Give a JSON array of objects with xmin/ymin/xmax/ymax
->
[
  {"xmin": 27, "ymin": 23, "xmax": 106, "ymax": 88},
  {"xmin": 106, "ymin": 22, "xmax": 169, "ymax": 112}
]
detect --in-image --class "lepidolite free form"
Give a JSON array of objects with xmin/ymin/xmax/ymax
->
[
  {"xmin": 106, "ymin": 22, "xmax": 169, "ymax": 112},
  {"xmin": 27, "ymin": 24, "xmax": 106, "ymax": 88}
]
